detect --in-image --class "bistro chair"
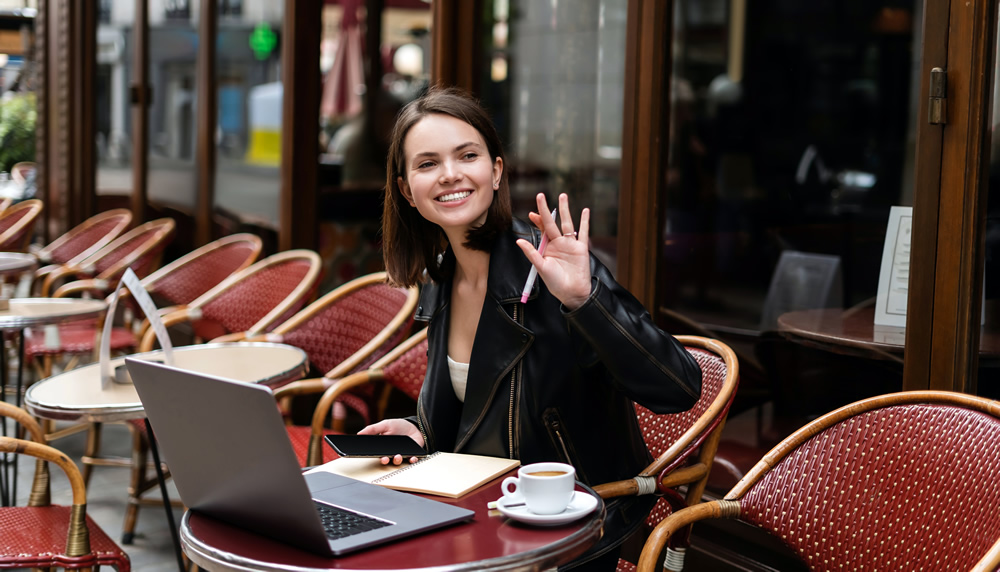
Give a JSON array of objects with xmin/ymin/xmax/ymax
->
[
  {"xmin": 122, "ymin": 249, "xmax": 322, "ymax": 542},
  {"xmin": 30, "ymin": 208, "xmax": 133, "ymax": 295},
  {"xmin": 0, "ymin": 198, "xmax": 43, "ymax": 252},
  {"xmin": 593, "ymin": 335, "xmax": 739, "ymax": 572},
  {"xmin": 235, "ymin": 271, "xmax": 418, "ymax": 428},
  {"xmin": 636, "ymin": 391, "xmax": 1000, "ymax": 572},
  {"xmin": 0, "ymin": 197, "xmax": 12, "ymax": 213},
  {"xmin": 275, "ymin": 327, "xmax": 428, "ymax": 467},
  {"xmin": 37, "ymin": 217, "xmax": 176, "ymax": 297},
  {"xmin": 0, "ymin": 402, "xmax": 130, "ymax": 571},
  {"xmin": 27, "ymin": 232, "xmax": 264, "ymax": 377},
  {"xmin": 27, "ymin": 233, "xmax": 264, "ymax": 484}
]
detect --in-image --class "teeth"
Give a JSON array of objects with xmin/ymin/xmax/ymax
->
[{"xmin": 437, "ymin": 191, "xmax": 471, "ymax": 202}]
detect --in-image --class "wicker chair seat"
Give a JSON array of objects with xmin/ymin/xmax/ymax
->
[
  {"xmin": 0, "ymin": 506, "xmax": 130, "ymax": 570},
  {"xmin": 285, "ymin": 425, "xmax": 338, "ymax": 467},
  {"xmin": 25, "ymin": 322, "xmax": 136, "ymax": 357}
]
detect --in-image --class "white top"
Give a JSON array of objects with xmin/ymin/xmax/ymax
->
[{"xmin": 447, "ymin": 355, "xmax": 470, "ymax": 402}]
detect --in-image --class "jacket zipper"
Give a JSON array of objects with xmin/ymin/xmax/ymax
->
[
  {"xmin": 547, "ymin": 415, "xmax": 574, "ymax": 467},
  {"xmin": 508, "ymin": 304, "xmax": 522, "ymax": 459}
]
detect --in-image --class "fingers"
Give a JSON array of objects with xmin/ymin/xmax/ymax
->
[
  {"xmin": 578, "ymin": 207, "xmax": 590, "ymax": 247},
  {"xmin": 558, "ymin": 193, "xmax": 575, "ymax": 237}
]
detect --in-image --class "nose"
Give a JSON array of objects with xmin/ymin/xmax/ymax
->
[{"xmin": 438, "ymin": 160, "xmax": 462, "ymax": 184}]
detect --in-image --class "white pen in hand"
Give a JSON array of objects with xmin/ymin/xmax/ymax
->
[{"xmin": 520, "ymin": 208, "xmax": 558, "ymax": 304}]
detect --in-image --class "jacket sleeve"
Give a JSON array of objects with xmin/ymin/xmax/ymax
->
[{"xmin": 562, "ymin": 258, "xmax": 702, "ymax": 414}]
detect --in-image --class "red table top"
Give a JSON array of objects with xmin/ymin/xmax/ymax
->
[{"xmin": 180, "ymin": 472, "xmax": 604, "ymax": 571}]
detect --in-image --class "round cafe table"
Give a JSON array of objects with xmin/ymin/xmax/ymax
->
[
  {"xmin": 25, "ymin": 342, "xmax": 309, "ymax": 422},
  {"xmin": 24, "ymin": 341, "xmax": 310, "ymax": 572},
  {"xmin": 0, "ymin": 252, "xmax": 37, "ymax": 277},
  {"xmin": 0, "ymin": 297, "xmax": 107, "ymax": 506},
  {"xmin": 180, "ymin": 476, "xmax": 605, "ymax": 572}
]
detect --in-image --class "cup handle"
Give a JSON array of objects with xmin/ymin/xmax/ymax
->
[{"xmin": 501, "ymin": 476, "xmax": 520, "ymax": 500}]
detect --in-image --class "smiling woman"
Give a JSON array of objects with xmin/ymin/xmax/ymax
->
[{"xmin": 369, "ymin": 87, "xmax": 703, "ymax": 572}]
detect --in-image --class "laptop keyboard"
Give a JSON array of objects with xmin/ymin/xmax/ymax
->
[{"xmin": 314, "ymin": 501, "xmax": 392, "ymax": 540}]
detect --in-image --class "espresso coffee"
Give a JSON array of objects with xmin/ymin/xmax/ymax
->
[{"xmin": 527, "ymin": 470, "xmax": 567, "ymax": 477}]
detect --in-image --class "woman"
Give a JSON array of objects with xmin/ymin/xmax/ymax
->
[{"xmin": 361, "ymin": 87, "xmax": 703, "ymax": 570}]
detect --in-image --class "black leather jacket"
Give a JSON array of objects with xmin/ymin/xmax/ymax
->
[{"xmin": 412, "ymin": 218, "xmax": 702, "ymax": 488}]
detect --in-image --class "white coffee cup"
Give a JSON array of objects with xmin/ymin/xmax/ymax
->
[{"xmin": 501, "ymin": 462, "xmax": 575, "ymax": 515}]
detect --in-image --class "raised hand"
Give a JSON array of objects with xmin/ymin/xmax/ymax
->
[{"xmin": 516, "ymin": 193, "xmax": 592, "ymax": 310}]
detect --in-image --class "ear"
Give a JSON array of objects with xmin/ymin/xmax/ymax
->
[
  {"xmin": 492, "ymin": 157, "xmax": 503, "ymax": 189},
  {"xmin": 398, "ymin": 176, "xmax": 416, "ymax": 207}
]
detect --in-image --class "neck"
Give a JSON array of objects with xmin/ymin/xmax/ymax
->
[{"xmin": 450, "ymin": 239, "xmax": 490, "ymax": 288}]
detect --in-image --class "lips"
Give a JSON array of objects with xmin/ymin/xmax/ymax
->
[{"xmin": 436, "ymin": 191, "xmax": 472, "ymax": 203}]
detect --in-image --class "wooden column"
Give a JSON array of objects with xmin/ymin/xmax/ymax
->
[
  {"xmin": 430, "ymin": 0, "xmax": 480, "ymax": 92},
  {"xmin": 130, "ymin": 0, "xmax": 149, "ymax": 223},
  {"xmin": 195, "ymin": 0, "xmax": 217, "ymax": 246},
  {"xmin": 617, "ymin": 0, "xmax": 672, "ymax": 310},
  {"xmin": 279, "ymin": 0, "xmax": 321, "ymax": 251}
]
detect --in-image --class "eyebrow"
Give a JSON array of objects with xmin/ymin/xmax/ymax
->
[{"xmin": 410, "ymin": 141, "xmax": 484, "ymax": 163}]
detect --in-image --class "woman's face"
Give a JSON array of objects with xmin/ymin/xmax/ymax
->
[{"xmin": 397, "ymin": 113, "xmax": 502, "ymax": 236}]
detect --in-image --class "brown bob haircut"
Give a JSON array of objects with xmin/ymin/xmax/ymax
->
[{"xmin": 382, "ymin": 87, "xmax": 512, "ymax": 287}]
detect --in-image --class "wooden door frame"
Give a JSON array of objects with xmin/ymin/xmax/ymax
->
[
  {"xmin": 618, "ymin": 0, "xmax": 672, "ymax": 308},
  {"xmin": 905, "ymin": 0, "xmax": 998, "ymax": 392}
]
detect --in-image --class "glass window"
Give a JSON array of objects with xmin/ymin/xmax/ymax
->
[
  {"xmin": 147, "ymin": 3, "xmax": 199, "ymax": 214},
  {"xmin": 96, "ymin": 0, "xmax": 133, "ymax": 195},
  {"xmin": 661, "ymin": 0, "xmax": 924, "ymax": 491},
  {"xmin": 213, "ymin": 2, "xmax": 283, "ymax": 231},
  {"xmin": 481, "ymin": 0, "xmax": 628, "ymax": 272}
]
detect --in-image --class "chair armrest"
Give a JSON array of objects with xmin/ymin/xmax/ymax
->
[
  {"xmin": 210, "ymin": 331, "xmax": 250, "ymax": 343},
  {"xmin": 593, "ymin": 463, "xmax": 708, "ymax": 500},
  {"xmin": 637, "ymin": 500, "xmax": 739, "ymax": 572},
  {"xmin": 306, "ymin": 370, "xmax": 382, "ymax": 466},
  {"xmin": 52, "ymin": 278, "xmax": 111, "ymax": 299},
  {"xmin": 138, "ymin": 307, "xmax": 192, "ymax": 352},
  {"xmin": 273, "ymin": 377, "xmax": 333, "ymax": 401},
  {"xmin": 40, "ymin": 264, "xmax": 87, "ymax": 297}
]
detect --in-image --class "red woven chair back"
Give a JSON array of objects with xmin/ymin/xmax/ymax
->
[
  {"xmin": 377, "ymin": 330, "xmax": 428, "ymax": 401},
  {"xmin": 193, "ymin": 250, "xmax": 321, "ymax": 339},
  {"xmin": 275, "ymin": 276, "xmax": 416, "ymax": 376},
  {"xmin": 144, "ymin": 233, "xmax": 262, "ymax": 307},
  {"xmin": 84, "ymin": 218, "xmax": 175, "ymax": 280},
  {"xmin": 37, "ymin": 209, "xmax": 132, "ymax": 265},
  {"xmin": 0, "ymin": 199, "xmax": 42, "ymax": 252},
  {"xmin": 637, "ymin": 343, "xmax": 735, "ymax": 526},
  {"xmin": 735, "ymin": 399, "xmax": 1000, "ymax": 571}
]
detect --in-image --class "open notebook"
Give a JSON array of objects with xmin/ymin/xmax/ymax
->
[{"xmin": 307, "ymin": 451, "xmax": 520, "ymax": 498}]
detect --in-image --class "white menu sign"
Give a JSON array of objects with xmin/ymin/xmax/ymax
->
[{"xmin": 875, "ymin": 206, "xmax": 911, "ymax": 327}]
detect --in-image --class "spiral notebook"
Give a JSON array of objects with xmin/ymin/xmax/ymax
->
[{"xmin": 308, "ymin": 449, "xmax": 520, "ymax": 498}]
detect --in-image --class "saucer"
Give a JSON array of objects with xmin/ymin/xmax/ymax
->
[{"xmin": 496, "ymin": 492, "xmax": 599, "ymax": 526}]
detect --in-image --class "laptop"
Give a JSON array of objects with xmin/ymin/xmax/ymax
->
[{"xmin": 125, "ymin": 358, "xmax": 474, "ymax": 556}]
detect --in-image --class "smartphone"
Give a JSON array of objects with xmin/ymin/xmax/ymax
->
[{"xmin": 324, "ymin": 434, "xmax": 429, "ymax": 458}]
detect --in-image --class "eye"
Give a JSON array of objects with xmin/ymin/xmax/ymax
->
[
  {"xmin": 417, "ymin": 161, "xmax": 435, "ymax": 169},
  {"xmin": 463, "ymin": 152, "xmax": 478, "ymax": 160}
]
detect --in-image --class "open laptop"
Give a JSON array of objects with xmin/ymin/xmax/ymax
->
[{"xmin": 125, "ymin": 358, "xmax": 474, "ymax": 556}]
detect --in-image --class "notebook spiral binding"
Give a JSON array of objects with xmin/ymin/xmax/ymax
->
[{"xmin": 371, "ymin": 451, "xmax": 442, "ymax": 484}]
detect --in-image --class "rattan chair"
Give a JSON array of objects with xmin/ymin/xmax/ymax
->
[
  {"xmin": 136, "ymin": 249, "xmax": 323, "ymax": 352},
  {"xmin": 636, "ymin": 391, "xmax": 1000, "ymax": 572},
  {"xmin": 38, "ymin": 217, "xmax": 176, "ymax": 297},
  {"xmin": 0, "ymin": 198, "xmax": 42, "ymax": 252},
  {"xmin": 275, "ymin": 326, "xmax": 428, "ymax": 467},
  {"xmin": 27, "ymin": 233, "xmax": 264, "ymax": 376},
  {"xmin": 122, "ymin": 249, "xmax": 322, "ymax": 542},
  {"xmin": 30, "ymin": 208, "xmax": 133, "ymax": 294},
  {"xmin": 234, "ymin": 271, "xmax": 418, "ymax": 432},
  {"xmin": 0, "ymin": 402, "xmax": 130, "ymax": 571},
  {"xmin": 593, "ymin": 335, "xmax": 739, "ymax": 572}
]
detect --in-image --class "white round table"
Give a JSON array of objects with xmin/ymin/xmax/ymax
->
[{"xmin": 25, "ymin": 342, "xmax": 309, "ymax": 422}]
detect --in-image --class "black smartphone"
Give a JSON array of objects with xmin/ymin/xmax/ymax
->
[{"xmin": 324, "ymin": 434, "xmax": 429, "ymax": 458}]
